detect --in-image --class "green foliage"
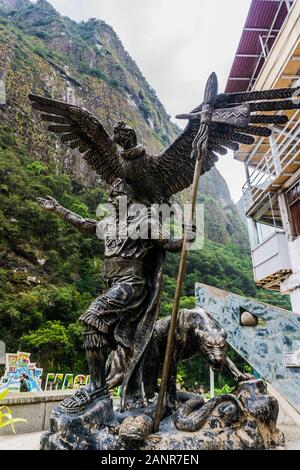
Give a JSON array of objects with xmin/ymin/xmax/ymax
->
[
  {"xmin": 14, "ymin": 45, "xmax": 29, "ymax": 63},
  {"xmin": 26, "ymin": 161, "xmax": 47, "ymax": 176},
  {"xmin": 21, "ymin": 320, "xmax": 68, "ymax": 350},
  {"xmin": 205, "ymin": 384, "xmax": 234, "ymax": 400},
  {"xmin": 79, "ymin": 65, "xmax": 124, "ymax": 93},
  {"xmin": 31, "ymin": 30, "xmax": 50, "ymax": 40},
  {"xmin": 176, "ymin": 363, "xmax": 187, "ymax": 385},
  {"xmin": 0, "ymin": 126, "xmax": 14, "ymax": 149},
  {"xmin": 0, "ymin": 388, "xmax": 27, "ymax": 434},
  {"xmin": 139, "ymin": 101, "xmax": 151, "ymax": 120},
  {"xmin": 70, "ymin": 202, "xmax": 89, "ymax": 218}
]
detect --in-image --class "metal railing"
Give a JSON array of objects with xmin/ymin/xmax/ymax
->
[
  {"xmin": 247, "ymin": 0, "xmax": 294, "ymax": 90},
  {"xmin": 242, "ymin": 108, "xmax": 300, "ymax": 213}
]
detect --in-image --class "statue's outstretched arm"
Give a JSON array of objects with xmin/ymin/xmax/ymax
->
[{"xmin": 37, "ymin": 196, "xmax": 97, "ymax": 236}]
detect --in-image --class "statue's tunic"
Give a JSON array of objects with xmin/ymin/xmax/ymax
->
[{"xmin": 80, "ymin": 208, "xmax": 160, "ymax": 351}]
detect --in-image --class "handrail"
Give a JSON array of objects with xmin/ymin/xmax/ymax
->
[{"xmin": 242, "ymin": 108, "xmax": 300, "ymax": 211}]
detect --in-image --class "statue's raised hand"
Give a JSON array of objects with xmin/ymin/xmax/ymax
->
[{"xmin": 37, "ymin": 196, "xmax": 58, "ymax": 211}]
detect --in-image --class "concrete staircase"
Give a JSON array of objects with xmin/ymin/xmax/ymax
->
[{"xmin": 195, "ymin": 283, "xmax": 300, "ymax": 421}]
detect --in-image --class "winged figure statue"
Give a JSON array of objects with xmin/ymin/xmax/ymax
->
[
  {"xmin": 31, "ymin": 80, "xmax": 300, "ymax": 422},
  {"xmin": 29, "ymin": 86, "xmax": 300, "ymax": 204}
]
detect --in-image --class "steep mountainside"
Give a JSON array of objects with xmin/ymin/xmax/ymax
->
[
  {"xmin": 0, "ymin": 0, "xmax": 248, "ymax": 246},
  {"xmin": 236, "ymin": 196, "xmax": 248, "ymax": 227},
  {"xmin": 0, "ymin": 0, "xmax": 178, "ymax": 181},
  {"xmin": 199, "ymin": 168, "xmax": 249, "ymax": 248}
]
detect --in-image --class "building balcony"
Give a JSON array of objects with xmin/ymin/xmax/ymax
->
[
  {"xmin": 251, "ymin": 230, "xmax": 292, "ymax": 290},
  {"xmin": 243, "ymin": 108, "xmax": 300, "ymax": 219}
]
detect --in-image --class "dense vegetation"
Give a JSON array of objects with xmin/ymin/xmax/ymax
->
[{"xmin": 0, "ymin": 142, "xmax": 290, "ymax": 387}]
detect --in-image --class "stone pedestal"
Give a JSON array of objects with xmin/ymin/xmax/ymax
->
[{"xmin": 41, "ymin": 380, "xmax": 285, "ymax": 451}]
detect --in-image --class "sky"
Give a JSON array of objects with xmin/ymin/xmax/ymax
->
[{"xmin": 46, "ymin": 0, "xmax": 253, "ymax": 203}]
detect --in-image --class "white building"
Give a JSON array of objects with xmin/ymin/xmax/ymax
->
[{"xmin": 225, "ymin": 0, "xmax": 300, "ymax": 312}]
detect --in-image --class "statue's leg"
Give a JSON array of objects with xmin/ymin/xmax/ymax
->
[
  {"xmin": 124, "ymin": 358, "xmax": 145, "ymax": 409},
  {"xmin": 83, "ymin": 329, "xmax": 110, "ymax": 394},
  {"xmin": 59, "ymin": 329, "xmax": 109, "ymax": 411}
]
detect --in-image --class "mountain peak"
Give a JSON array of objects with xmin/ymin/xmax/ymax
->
[
  {"xmin": 35, "ymin": 0, "xmax": 56, "ymax": 10},
  {"xmin": 30, "ymin": 0, "xmax": 59, "ymax": 15}
]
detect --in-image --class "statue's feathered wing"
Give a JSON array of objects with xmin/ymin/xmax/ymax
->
[
  {"xmin": 28, "ymin": 94, "xmax": 124, "ymax": 185},
  {"xmin": 149, "ymin": 86, "xmax": 300, "ymax": 200},
  {"xmin": 29, "ymin": 87, "xmax": 299, "ymax": 201}
]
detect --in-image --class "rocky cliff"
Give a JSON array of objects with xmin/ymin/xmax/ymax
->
[{"xmin": 0, "ymin": 0, "xmax": 248, "ymax": 247}]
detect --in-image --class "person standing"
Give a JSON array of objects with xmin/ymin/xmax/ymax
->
[{"xmin": 19, "ymin": 373, "xmax": 31, "ymax": 392}]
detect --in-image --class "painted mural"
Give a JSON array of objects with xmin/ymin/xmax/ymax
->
[
  {"xmin": 0, "ymin": 351, "xmax": 90, "ymax": 393},
  {"xmin": 0, "ymin": 351, "xmax": 43, "ymax": 392}
]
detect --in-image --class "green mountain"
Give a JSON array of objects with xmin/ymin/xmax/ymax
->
[
  {"xmin": 0, "ymin": 0, "xmax": 249, "ymax": 243},
  {"xmin": 0, "ymin": 0, "xmax": 290, "ymax": 378}
]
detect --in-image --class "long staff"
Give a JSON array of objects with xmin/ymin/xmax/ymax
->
[{"xmin": 153, "ymin": 72, "xmax": 218, "ymax": 432}]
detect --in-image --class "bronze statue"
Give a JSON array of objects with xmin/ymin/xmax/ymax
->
[
  {"xmin": 107, "ymin": 307, "xmax": 252, "ymax": 407},
  {"xmin": 37, "ymin": 181, "xmax": 185, "ymax": 411}
]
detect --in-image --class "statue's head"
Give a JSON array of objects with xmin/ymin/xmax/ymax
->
[
  {"xmin": 109, "ymin": 178, "xmax": 135, "ymax": 206},
  {"xmin": 186, "ymin": 308, "xmax": 227, "ymax": 372},
  {"xmin": 113, "ymin": 121, "xmax": 137, "ymax": 150}
]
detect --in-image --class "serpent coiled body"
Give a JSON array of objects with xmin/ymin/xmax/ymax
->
[{"xmin": 174, "ymin": 394, "xmax": 245, "ymax": 432}]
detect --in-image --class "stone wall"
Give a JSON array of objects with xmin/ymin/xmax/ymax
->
[
  {"xmin": 0, "ymin": 390, "xmax": 73, "ymax": 435},
  {"xmin": 0, "ymin": 391, "xmax": 120, "ymax": 435}
]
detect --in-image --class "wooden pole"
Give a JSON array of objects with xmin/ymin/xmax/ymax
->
[
  {"xmin": 210, "ymin": 367, "xmax": 215, "ymax": 398},
  {"xmin": 153, "ymin": 72, "xmax": 218, "ymax": 432},
  {"xmin": 153, "ymin": 153, "xmax": 204, "ymax": 432}
]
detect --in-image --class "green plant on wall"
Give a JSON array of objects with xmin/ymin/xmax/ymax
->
[
  {"xmin": 0, "ymin": 389, "xmax": 26, "ymax": 434},
  {"xmin": 205, "ymin": 383, "xmax": 234, "ymax": 400}
]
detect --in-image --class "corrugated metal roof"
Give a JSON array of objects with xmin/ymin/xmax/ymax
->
[{"xmin": 225, "ymin": 0, "xmax": 293, "ymax": 93}]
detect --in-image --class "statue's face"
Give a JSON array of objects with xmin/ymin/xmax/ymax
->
[
  {"xmin": 113, "ymin": 121, "xmax": 137, "ymax": 150},
  {"xmin": 108, "ymin": 190, "xmax": 123, "ymax": 208}
]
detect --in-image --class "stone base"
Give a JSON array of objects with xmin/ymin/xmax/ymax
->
[
  {"xmin": 139, "ymin": 416, "xmax": 284, "ymax": 450},
  {"xmin": 40, "ymin": 395, "xmax": 122, "ymax": 450}
]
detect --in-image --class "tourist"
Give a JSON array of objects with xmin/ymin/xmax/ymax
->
[{"xmin": 19, "ymin": 373, "xmax": 31, "ymax": 392}]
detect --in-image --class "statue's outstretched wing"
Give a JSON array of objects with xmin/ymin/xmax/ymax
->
[
  {"xmin": 29, "ymin": 94, "xmax": 123, "ymax": 185},
  {"xmin": 150, "ymin": 87, "xmax": 300, "ymax": 199}
]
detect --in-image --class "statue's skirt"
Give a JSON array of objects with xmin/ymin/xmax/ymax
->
[{"xmin": 79, "ymin": 258, "xmax": 148, "ymax": 349}]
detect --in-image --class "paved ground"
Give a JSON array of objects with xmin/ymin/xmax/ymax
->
[
  {"xmin": 0, "ymin": 425, "xmax": 299, "ymax": 450},
  {"xmin": 278, "ymin": 424, "xmax": 300, "ymax": 450},
  {"xmin": 0, "ymin": 431, "xmax": 42, "ymax": 450}
]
